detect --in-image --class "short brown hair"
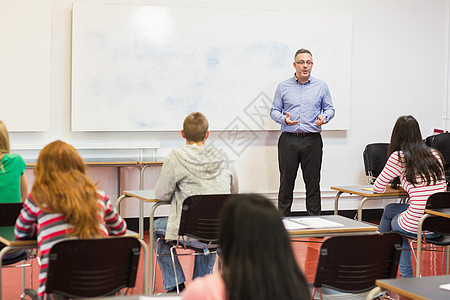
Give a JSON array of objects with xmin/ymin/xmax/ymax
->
[
  {"xmin": 294, "ymin": 48, "xmax": 312, "ymax": 61},
  {"xmin": 183, "ymin": 112, "xmax": 209, "ymax": 142}
]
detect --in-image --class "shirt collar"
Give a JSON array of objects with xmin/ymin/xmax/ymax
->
[{"xmin": 293, "ymin": 73, "xmax": 312, "ymax": 85}]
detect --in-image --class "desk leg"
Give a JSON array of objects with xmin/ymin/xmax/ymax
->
[
  {"xmin": 0, "ymin": 246, "xmax": 7, "ymax": 300},
  {"xmin": 115, "ymin": 194, "xmax": 127, "ymax": 215},
  {"xmin": 139, "ymin": 201, "xmax": 144, "ymax": 240},
  {"xmin": 137, "ymin": 239, "xmax": 150, "ymax": 295},
  {"xmin": 138, "ymin": 165, "xmax": 150, "ymax": 240},
  {"xmin": 334, "ymin": 191, "xmax": 344, "ymax": 215},
  {"xmin": 357, "ymin": 197, "xmax": 370, "ymax": 222}
]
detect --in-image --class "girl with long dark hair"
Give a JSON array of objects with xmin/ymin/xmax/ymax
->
[
  {"xmin": 182, "ymin": 194, "xmax": 310, "ymax": 300},
  {"xmin": 374, "ymin": 115, "xmax": 446, "ymax": 277}
]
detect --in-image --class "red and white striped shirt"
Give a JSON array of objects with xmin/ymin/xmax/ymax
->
[
  {"xmin": 373, "ymin": 149, "xmax": 446, "ymax": 234},
  {"xmin": 14, "ymin": 190, "xmax": 127, "ymax": 300}
]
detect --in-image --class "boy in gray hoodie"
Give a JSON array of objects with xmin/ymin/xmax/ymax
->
[{"xmin": 154, "ymin": 112, "xmax": 239, "ymax": 293}]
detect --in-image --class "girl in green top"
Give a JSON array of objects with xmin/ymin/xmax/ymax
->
[{"xmin": 0, "ymin": 120, "xmax": 28, "ymax": 203}]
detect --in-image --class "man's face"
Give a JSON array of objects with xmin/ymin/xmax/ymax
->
[{"xmin": 293, "ymin": 53, "xmax": 313, "ymax": 82}]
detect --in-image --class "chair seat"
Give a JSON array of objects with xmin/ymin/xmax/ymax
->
[
  {"xmin": 2, "ymin": 249, "xmax": 28, "ymax": 265},
  {"xmin": 425, "ymin": 235, "xmax": 450, "ymax": 246}
]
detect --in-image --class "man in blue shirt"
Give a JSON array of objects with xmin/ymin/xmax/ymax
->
[{"xmin": 270, "ymin": 48, "xmax": 335, "ymax": 216}]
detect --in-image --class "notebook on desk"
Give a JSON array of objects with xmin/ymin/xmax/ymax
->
[{"xmin": 283, "ymin": 217, "xmax": 344, "ymax": 230}]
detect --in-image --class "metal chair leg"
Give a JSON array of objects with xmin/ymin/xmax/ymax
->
[{"xmin": 169, "ymin": 246, "xmax": 180, "ymax": 294}]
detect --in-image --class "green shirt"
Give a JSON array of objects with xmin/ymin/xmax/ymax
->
[{"xmin": 0, "ymin": 153, "xmax": 26, "ymax": 203}]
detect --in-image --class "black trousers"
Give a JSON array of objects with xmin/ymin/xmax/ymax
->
[{"xmin": 277, "ymin": 132, "xmax": 323, "ymax": 216}]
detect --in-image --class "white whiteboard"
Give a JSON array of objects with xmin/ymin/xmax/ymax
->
[
  {"xmin": 72, "ymin": 3, "xmax": 351, "ymax": 131},
  {"xmin": 0, "ymin": 0, "xmax": 51, "ymax": 132}
]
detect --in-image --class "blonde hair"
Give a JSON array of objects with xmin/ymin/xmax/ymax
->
[
  {"xmin": 0, "ymin": 120, "xmax": 10, "ymax": 154},
  {"xmin": 31, "ymin": 140, "xmax": 102, "ymax": 238},
  {"xmin": 183, "ymin": 112, "xmax": 209, "ymax": 142}
]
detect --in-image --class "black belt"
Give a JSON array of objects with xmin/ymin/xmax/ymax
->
[{"xmin": 283, "ymin": 131, "xmax": 320, "ymax": 137}]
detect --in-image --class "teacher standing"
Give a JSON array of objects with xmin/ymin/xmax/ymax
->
[{"xmin": 270, "ymin": 48, "xmax": 335, "ymax": 216}]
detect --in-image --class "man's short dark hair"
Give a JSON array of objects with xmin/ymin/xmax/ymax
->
[{"xmin": 294, "ymin": 48, "xmax": 312, "ymax": 61}]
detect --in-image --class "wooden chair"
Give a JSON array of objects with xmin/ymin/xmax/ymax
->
[{"xmin": 311, "ymin": 233, "xmax": 402, "ymax": 300}]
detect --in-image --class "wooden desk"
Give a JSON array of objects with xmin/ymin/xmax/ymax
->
[
  {"xmin": 425, "ymin": 208, "xmax": 450, "ymax": 218},
  {"xmin": 0, "ymin": 227, "xmax": 149, "ymax": 299},
  {"xmin": 287, "ymin": 215, "xmax": 379, "ymax": 238},
  {"xmin": 115, "ymin": 190, "xmax": 171, "ymax": 294},
  {"xmin": 374, "ymin": 275, "xmax": 450, "ymax": 300},
  {"xmin": 331, "ymin": 185, "xmax": 408, "ymax": 221},
  {"xmin": 26, "ymin": 157, "xmax": 165, "ymax": 200}
]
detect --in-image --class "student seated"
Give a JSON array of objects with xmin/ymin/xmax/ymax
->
[
  {"xmin": 182, "ymin": 194, "xmax": 311, "ymax": 300},
  {"xmin": 0, "ymin": 120, "xmax": 29, "ymax": 261},
  {"xmin": 154, "ymin": 112, "xmax": 239, "ymax": 293},
  {"xmin": 0, "ymin": 120, "xmax": 28, "ymax": 203},
  {"xmin": 14, "ymin": 140, "xmax": 127, "ymax": 299},
  {"xmin": 374, "ymin": 115, "xmax": 447, "ymax": 277}
]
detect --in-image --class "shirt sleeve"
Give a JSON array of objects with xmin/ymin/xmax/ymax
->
[
  {"xmin": 102, "ymin": 195, "xmax": 127, "ymax": 236},
  {"xmin": 321, "ymin": 83, "xmax": 335, "ymax": 122},
  {"xmin": 14, "ymin": 197, "xmax": 38, "ymax": 240},
  {"xmin": 270, "ymin": 84, "xmax": 285, "ymax": 125},
  {"xmin": 154, "ymin": 156, "xmax": 177, "ymax": 201},
  {"xmin": 373, "ymin": 151, "xmax": 404, "ymax": 193}
]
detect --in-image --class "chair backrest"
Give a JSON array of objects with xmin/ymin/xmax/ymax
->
[
  {"xmin": 45, "ymin": 236, "xmax": 141, "ymax": 298},
  {"xmin": 426, "ymin": 192, "xmax": 450, "ymax": 209},
  {"xmin": 0, "ymin": 202, "xmax": 23, "ymax": 226},
  {"xmin": 178, "ymin": 194, "xmax": 231, "ymax": 242},
  {"xmin": 363, "ymin": 143, "xmax": 389, "ymax": 184},
  {"xmin": 425, "ymin": 133, "xmax": 450, "ymax": 169},
  {"xmin": 313, "ymin": 233, "xmax": 402, "ymax": 293},
  {"xmin": 423, "ymin": 192, "xmax": 450, "ymax": 235}
]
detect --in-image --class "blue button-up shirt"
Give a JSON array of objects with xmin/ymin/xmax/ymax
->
[{"xmin": 270, "ymin": 75, "xmax": 335, "ymax": 133}]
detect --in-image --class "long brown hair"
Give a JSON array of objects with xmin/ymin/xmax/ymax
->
[
  {"xmin": 31, "ymin": 140, "xmax": 102, "ymax": 238},
  {"xmin": 389, "ymin": 115, "xmax": 444, "ymax": 187},
  {"xmin": 0, "ymin": 120, "xmax": 10, "ymax": 154}
]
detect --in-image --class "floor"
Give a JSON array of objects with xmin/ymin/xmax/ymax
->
[{"xmin": 2, "ymin": 232, "xmax": 447, "ymax": 299}]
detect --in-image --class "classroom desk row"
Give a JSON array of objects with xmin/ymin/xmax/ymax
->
[
  {"xmin": 331, "ymin": 185, "xmax": 408, "ymax": 221},
  {"xmin": 25, "ymin": 157, "xmax": 166, "ymax": 201},
  {"xmin": 368, "ymin": 275, "xmax": 450, "ymax": 300},
  {"xmin": 114, "ymin": 189, "xmax": 380, "ymax": 294}
]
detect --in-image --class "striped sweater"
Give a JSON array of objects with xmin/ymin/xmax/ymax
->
[
  {"xmin": 373, "ymin": 149, "xmax": 446, "ymax": 234},
  {"xmin": 14, "ymin": 191, "xmax": 127, "ymax": 300}
]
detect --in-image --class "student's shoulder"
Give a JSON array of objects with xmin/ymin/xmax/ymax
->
[{"xmin": 4, "ymin": 153, "xmax": 24, "ymax": 161}]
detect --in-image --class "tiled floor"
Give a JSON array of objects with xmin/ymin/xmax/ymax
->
[{"xmin": 2, "ymin": 231, "xmax": 447, "ymax": 299}]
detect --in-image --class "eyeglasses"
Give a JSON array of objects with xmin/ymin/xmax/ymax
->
[{"xmin": 296, "ymin": 61, "xmax": 313, "ymax": 66}]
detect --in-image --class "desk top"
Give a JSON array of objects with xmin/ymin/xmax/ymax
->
[
  {"xmin": 331, "ymin": 185, "xmax": 408, "ymax": 197},
  {"xmin": 0, "ymin": 226, "xmax": 36, "ymax": 247},
  {"xmin": 25, "ymin": 157, "xmax": 165, "ymax": 167},
  {"xmin": 0, "ymin": 226, "xmax": 139, "ymax": 247},
  {"xmin": 376, "ymin": 275, "xmax": 450, "ymax": 300},
  {"xmin": 287, "ymin": 215, "xmax": 378, "ymax": 237},
  {"xmin": 425, "ymin": 208, "xmax": 450, "ymax": 219},
  {"xmin": 123, "ymin": 190, "xmax": 159, "ymax": 202}
]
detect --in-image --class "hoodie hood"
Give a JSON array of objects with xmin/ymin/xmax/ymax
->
[{"xmin": 172, "ymin": 144, "xmax": 229, "ymax": 180}]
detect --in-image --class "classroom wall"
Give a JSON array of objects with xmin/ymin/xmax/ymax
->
[{"xmin": 7, "ymin": 0, "xmax": 450, "ymax": 217}]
